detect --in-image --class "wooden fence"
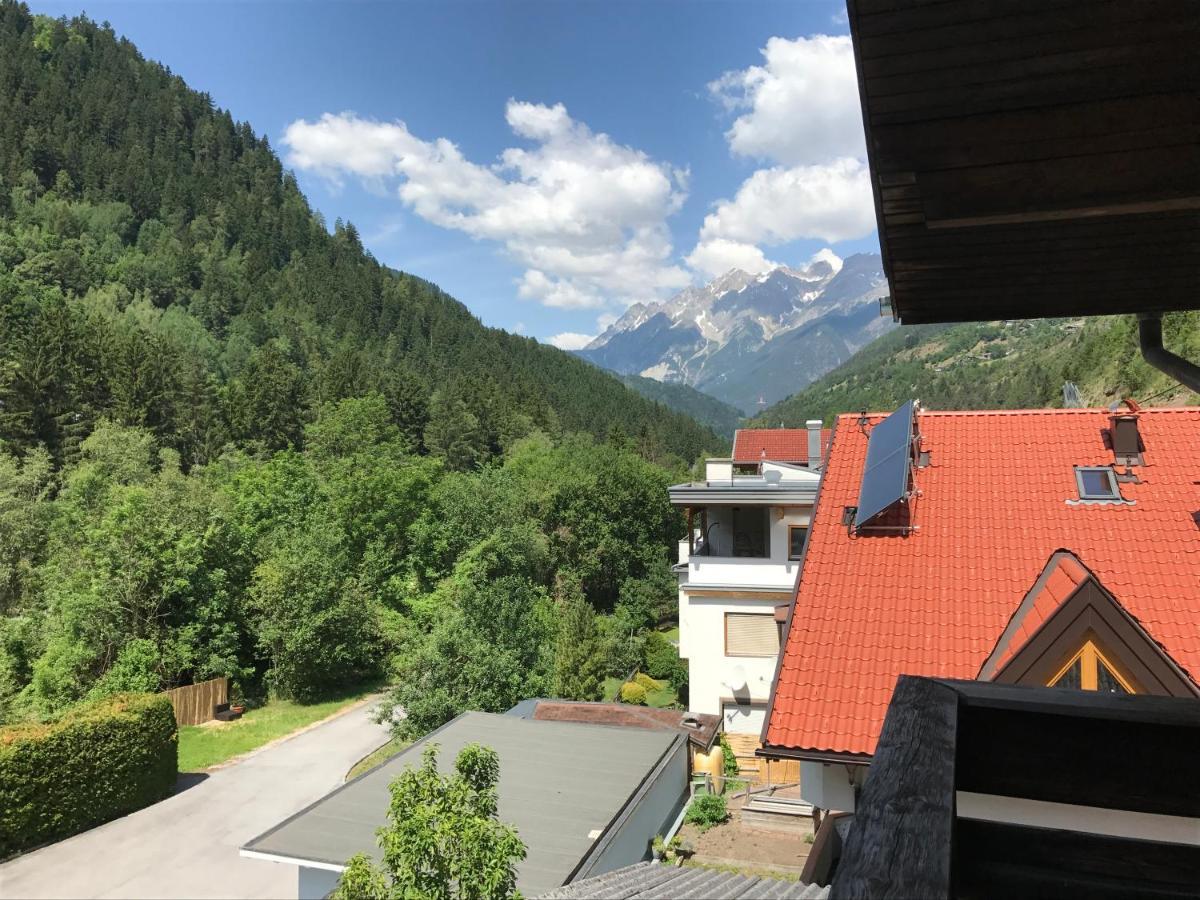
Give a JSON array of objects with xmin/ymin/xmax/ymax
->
[
  {"xmin": 723, "ymin": 732, "xmax": 801, "ymax": 786},
  {"xmin": 163, "ymin": 676, "xmax": 228, "ymax": 726}
]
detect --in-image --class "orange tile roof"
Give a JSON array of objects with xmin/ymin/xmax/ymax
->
[
  {"xmin": 765, "ymin": 407, "xmax": 1200, "ymax": 758},
  {"xmin": 980, "ymin": 551, "xmax": 1091, "ymax": 677},
  {"xmin": 733, "ymin": 428, "xmax": 831, "ymax": 464}
]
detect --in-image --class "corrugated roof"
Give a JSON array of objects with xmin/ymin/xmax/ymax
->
[
  {"xmin": 766, "ymin": 407, "xmax": 1200, "ymax": 757},
  {"xmin": 539, "ymin": 861, "xmax": 829, "ymax": 899},
  {"xmin": 733, "ymin": 429, "xmax": 831, "ymax": 465},
  {"xmin": 242, "ymin": 712, "xmax": 683, "ymax": 897}
]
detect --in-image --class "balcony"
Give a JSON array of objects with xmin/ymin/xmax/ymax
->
[{"xmin": 677, "ymin": 538, "xmax": 799, "ymax": 591}]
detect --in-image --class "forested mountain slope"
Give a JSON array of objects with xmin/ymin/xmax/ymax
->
[
  {"xmin": 755, "ymin": 313, "xmax": 1200, "ymax": 426},
  {"xmin": 0, "ymin": 6, "xmax": 701, "ymax": 733},
  {"xmin": 0, "ymin": 6, "xmax": 723, "ymax": 469},
  {"xmin": 616, "ymin": 374, "xmax": 742, "ymax": 438}
]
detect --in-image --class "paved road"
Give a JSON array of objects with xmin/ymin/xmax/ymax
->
[{"xmin": 0, "ymin": 699, "xmax": 391, "ymax": 899}]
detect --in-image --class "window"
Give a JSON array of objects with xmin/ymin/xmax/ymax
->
[
  {"xmin": 1048, "ymin": 640, "xmax": 1135, "ymax": 693},
  {"xmin": 725, "ymin": 613, "xmax": 780, "ymax": 657},
  {"xmin": 1075, "ymin": 466, "xmax": 1121, "ymax": 501},
  {"xmin": 788, "ymin": 525, "xmax": 808, "ymax": 560},
  {"xmin": 731, "ymin": 507, "xmax": 769, "ymax": 558}
]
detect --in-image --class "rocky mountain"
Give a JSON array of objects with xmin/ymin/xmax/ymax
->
[
  {"xmin": 577, "ymin": 252, "xmax": 892, "ymax": 412},
  {"xmin": 754, "ymin": 312, "xmax": 1200, "ymax": 428}
]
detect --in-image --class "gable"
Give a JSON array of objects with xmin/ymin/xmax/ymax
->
[{"xmin": 988, "ymin": 578, "xmax": 1198, "ymax": 698}]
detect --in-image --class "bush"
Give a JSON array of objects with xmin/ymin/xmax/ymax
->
[
  {"xmin": 720, "ymin": 735, "xmax": 741, "ymax": 780},
  {"xmin": 619, "ymin": 682, "xmax": 647, "ymax": 705},
  {"xmin": 684, "ymin": 792, "xmax": 729, "ymax": 832},
  {"xmin": 633, "ymin": 672, "xmax": 661, "ymax": 691},
  {"xmin": 644, "ymin": 631, "xmax": 688, "ymax": 688},
  {"xmin": 0, "ymin": 692, "xmax": 177, "ymax": 857}
]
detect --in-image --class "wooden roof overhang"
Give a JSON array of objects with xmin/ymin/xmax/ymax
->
[{"xmin": 847, "ymin": 0, "xmax": 1200, "ymax": 324}]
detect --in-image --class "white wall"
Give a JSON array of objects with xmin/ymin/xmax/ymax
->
[
  {"xmin": 298, "ymin": 865, "xmax": 341, "ymax": 900},
  {"xmin": 800, "ymin": 762, "xmax": 862, "ymax": 812},
  {"xmin": 680, "ymin": 595, "xmax": 781, "ymax": 726}
]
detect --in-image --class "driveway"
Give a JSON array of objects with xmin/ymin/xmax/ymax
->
[{"xmin": 0, "ymin": 699, "xmax": 391, "ymax": 899}]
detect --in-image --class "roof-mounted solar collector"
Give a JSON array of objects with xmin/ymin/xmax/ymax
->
[{"xmin": 854, "ymin": 400, "xmax": 918, "ymax": 530}]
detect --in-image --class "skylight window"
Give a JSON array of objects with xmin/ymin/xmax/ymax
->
[{"xmin": 1075, "ymin": 466, "xmax": 1121, "ymax": 501}]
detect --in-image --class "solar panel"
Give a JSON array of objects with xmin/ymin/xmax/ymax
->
[{"xmin": 854, "ymin": 400, "xmax": 916, "ymax": 529}]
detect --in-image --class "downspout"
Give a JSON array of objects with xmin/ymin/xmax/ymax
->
[{"xmin": 1138, "ymin": 313, "xmax": 1200, "ymax": 394}]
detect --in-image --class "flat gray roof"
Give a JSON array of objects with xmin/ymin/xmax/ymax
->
[{"xmin": 242, "ymin": 711, "xmax": 683, "ymax": 897}]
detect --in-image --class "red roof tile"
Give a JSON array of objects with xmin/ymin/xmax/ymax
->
[
  {"xmin": 733, "ymin": 428, "xmax": 832, "ymax": 464},
  {"xmin": 765, "ymin": 407, "xmax": 1200, "ymax": 758}
]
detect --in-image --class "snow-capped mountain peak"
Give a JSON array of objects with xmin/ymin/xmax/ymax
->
[{"xmin": 578, "ymin": 252, "xmax": 889, "ymax": 411}]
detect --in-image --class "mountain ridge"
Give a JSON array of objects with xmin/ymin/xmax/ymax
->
[
  {"xmin": 0, "ymin": 5, "xmax": 726, "ymax": 467},
  {"xmin": 577, "ymin": 252, "xmax": 892, "ymax": 411}
]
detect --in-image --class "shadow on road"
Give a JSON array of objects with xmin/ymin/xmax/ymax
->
[{"xmin": 174, "ymin": 772, "xmax": 210, "ymax": 795}]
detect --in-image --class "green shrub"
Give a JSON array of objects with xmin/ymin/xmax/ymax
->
[
  {"xmin": 720, "ymin": 733, "xmax": 740, "ymax": 778},
  {"xmin": 619, "ymin": 682, "xmax": 647, "ymax": 705},
  {"xmin": 0, "ymin": 692, "xmax": 177, "ymax": 857},
  {"xmin": 684, "ymin": 792, "xmax": 729, "ymax": 832},
  {"xmin": 633, "ymin": 672, "xmax": 661, "ymax": 691},
  {"xmin": 644, "ymin": 632, "xmax": 688, "ymax": 688}
]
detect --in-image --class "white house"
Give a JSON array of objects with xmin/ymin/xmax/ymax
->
[{"xmin": 667, "ymin": 422, "xmax": 823, "ymax": 745}]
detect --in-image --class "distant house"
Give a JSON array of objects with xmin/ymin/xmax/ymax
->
[
  {"xmin": 668, "ymin": 423, "xmax": 824, "ymax": 758},
  {"xmin": 241, "ymin": 712, "xmax": 689, "ymax": 899},
  {"xmin": 761, "ymin": 403, "xmax": 1200, "ymax": 814}
]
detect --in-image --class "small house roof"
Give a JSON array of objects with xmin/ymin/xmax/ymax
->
[
  {"xmin": 242, "ymin": 711, "xmax": 683, "ymax": 897},
  {"xmin": 733, "ymin": 428, "xmax": 831, "ymax": 465}
]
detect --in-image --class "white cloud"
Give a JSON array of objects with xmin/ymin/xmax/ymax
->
[
  {"xmin": 689, "ymin": 158, "xmax": 875, "ymax": 274},
  {"xmin": 709, "ymin": 35, "xmax": 864, "ymax": 167},
  {"xmin": 512, "ymin": 321, "xmax": 527, "ymax": 334},
  {"xmin": 686, "ymin": 238, "xmax": 778, "ymax": 279},
  {"xmin": 283, "ymin": 102, "xmax": 690, "ymax": 311},
  {"xmin": 690, "ymin": 36, "xmax": 875, "ymax": 277},
  {"xmin": 545, "ymin": 332, "xmax": 596, "ymax": 351}
]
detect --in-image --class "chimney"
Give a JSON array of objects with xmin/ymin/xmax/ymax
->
[
  {"xmin": 1111, "ymin": 414, "xmax": 1142, "ymax": 466},
  {"xmin": 806, "ymin": 419, "xmax": 823, "ymax": 469}
]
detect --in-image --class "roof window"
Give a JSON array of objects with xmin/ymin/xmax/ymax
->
[{"xmin": 1074, "ymin": 466, "xmax": 1121, "ymax": 502}]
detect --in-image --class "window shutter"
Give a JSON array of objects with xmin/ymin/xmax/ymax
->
[{"xmin": 726, "ymin": 613, "xmax": 780, "ymax": 657}]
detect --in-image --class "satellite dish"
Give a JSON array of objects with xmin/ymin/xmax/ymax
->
[{"xmin": 722, "ymin": 665, "xmax": 748, "ymax": 694}]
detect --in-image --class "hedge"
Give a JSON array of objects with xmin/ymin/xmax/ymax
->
[{"xmin": 0, "ymin": 692, "xmax": 177, "ymax": 857}]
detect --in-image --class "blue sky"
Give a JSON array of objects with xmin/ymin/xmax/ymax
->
[{"xmin": 32, "ymin": 0, "xmax": 879, "ymax": 348}]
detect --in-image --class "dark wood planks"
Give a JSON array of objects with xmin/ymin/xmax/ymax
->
[
  {"xmin": 956, "ymin": 819, "xmax": 1200, "ymax": 899},
  {"xmin": 847, "ymin": 0, "xmax": 1200, "ymax": 323},
  {"xmin": 830, "ymin": 676, "xmax": 958, "ymax": 899}
]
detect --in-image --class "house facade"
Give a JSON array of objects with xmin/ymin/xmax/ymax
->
[
  {"xmin": 668, "ymin": 422, "xmax": 824, "ymax": 743},
  {"xmin": 760, "ymin": 402, "xmax": 1200, "ymax": 815}
]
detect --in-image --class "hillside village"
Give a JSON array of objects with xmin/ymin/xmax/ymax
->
[{"xmin": 1, "ymin": 2, "xmax": 1198, "ymax": 899}]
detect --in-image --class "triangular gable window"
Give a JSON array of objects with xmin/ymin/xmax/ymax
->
[{"xmin": 1048, "ymin": 640, "xmax": 1136, "ymax": 694}]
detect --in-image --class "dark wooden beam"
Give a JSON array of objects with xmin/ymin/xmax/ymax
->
[
  {"xmin": 830, "ymin": 676, "xmax": 958, "ymax": 899},
  {"xmin": 956, "ymin": 819, "xmax": 1200, "ymax": 899}
]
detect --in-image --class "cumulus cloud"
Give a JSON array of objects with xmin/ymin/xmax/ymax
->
[
  {"xmin": 709, "ymin": 35, "xmax": 864, "ymax": 166},
  {"xmin": 691, "ymin": 35, "xmax": 875, "ymax": 276},
  {"xmin": 545, "ymin": 332, "xmax": 596, "ymax": 351},
  {"xmin": 283, "ymin": 101, "xmax": 690, "ymax": 311},
  {"xmin": 685, "ymin": 238, "xmax": 778, "ymax": 279}
]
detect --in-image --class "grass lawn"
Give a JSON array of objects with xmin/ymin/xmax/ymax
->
[
  {"xmin": 177, "ymin": 683, "xmax": 382, "ymax": 772},
  {"xmin": 659, "ymin": 623, "xmax": 680, "ymax": 643},
  {"xmin": 346, "ymin": 736, "xmax": 410, "ymax": 781}
]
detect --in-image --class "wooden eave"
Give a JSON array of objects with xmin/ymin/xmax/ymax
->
[{"xmin": 847, "ymin": 0, "xmax": 1200, "ymax": 324}]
